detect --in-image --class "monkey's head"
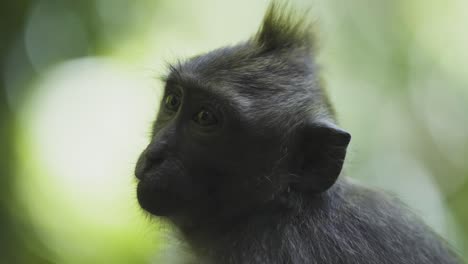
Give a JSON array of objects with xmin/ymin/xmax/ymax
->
[{"xmin": 135, "ymin": 4, "xmax": 350, "ymax": 230}]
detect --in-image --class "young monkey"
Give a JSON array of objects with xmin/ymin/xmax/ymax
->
[{"xmin": 135, "ymin": 3, "xmax": 461, "ymax": 264}]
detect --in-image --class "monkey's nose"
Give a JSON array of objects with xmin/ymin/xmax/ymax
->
[
  {"xmin": 134, "ymin": 151, "xmax": 165, "ymax": 180},
  {"xmin": 134, "ymin": 158, "xmax": 146, "ymax": 181}
]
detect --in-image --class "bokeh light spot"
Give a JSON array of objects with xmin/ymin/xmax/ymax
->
[{"xmin": 15, "ymin": 58, "xmax": 161, "ymax": 263}]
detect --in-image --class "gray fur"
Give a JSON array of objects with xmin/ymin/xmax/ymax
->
[{"xmin": 135, "ymin": 2, "xmax": 461, "ymax": 263}]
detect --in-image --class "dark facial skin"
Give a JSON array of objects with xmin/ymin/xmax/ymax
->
[{"xmin": 134, "ymin": 3, "xmax": 461, "ymax": 264}]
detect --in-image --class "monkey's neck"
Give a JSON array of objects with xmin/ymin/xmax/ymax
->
[{"xmin": 180, "ymin": 191, "xmax": 331, "ymax": 264}]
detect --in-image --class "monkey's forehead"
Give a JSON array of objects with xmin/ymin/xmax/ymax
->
[
  {"xmin": 166, "ymin": 44, "xmax": 318, "ymax": 95},
  {"xmin": 163, "ymin": 46, "xmax": 330, "ymax": 132}
]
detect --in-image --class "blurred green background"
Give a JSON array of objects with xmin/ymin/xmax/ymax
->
[{"xmin": 1, "ymin": 0, "xmax": 467, "ymax": 263}]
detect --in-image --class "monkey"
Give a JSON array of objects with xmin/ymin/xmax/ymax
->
[{"xmin": 134, "ymin": 3, "xmax": 461, "ymax": 264}]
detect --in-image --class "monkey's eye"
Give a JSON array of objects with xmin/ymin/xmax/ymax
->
[
  {"xmin": 164, "ymin": 93, "xmax": 181, "ymax": 111},
  {"xmin": 193, "ymin": 109, "xmax": 218, "ymax": 126}
]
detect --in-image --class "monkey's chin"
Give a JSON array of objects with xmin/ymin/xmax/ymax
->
[{"xmin": 136, "ymin": 181, "xmax": 179, "ymax": 216}]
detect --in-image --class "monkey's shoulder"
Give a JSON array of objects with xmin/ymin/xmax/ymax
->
[{"xmin": 292, "ymin": 179, "xmax": 460, "ymax": 263}]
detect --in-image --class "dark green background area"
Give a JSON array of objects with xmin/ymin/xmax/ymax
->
[{"xmin": 1, "ymin": 0, "xmax": 467, "ymax": 263}]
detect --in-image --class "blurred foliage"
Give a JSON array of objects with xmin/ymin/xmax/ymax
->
[{"xmin": 1, "ymin": 0, "xmax": 467, "ymax": 263}]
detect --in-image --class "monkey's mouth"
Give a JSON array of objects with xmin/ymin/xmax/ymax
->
[{"xmin": 136, "ymin": 181, "xmax": 181, "ymax": 216}]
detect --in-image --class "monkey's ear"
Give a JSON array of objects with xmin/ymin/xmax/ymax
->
[{"xmin": 292, "ymin": 119, "xmax": 351, "ymax": 193}]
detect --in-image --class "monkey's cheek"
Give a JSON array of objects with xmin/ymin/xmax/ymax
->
[{"xmin": 136, "ymin": 181, "xmax": 179, "ymax": 216}]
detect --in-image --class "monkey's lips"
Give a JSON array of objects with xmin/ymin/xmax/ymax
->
[{"xmin": 136, "ymin": 180, "xmax": 181, "ymax": 216}]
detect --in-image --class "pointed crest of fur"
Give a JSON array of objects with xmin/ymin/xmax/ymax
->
[{"xmin": 254, "ymin": 2, "xmax": 316, "ymax": 52}]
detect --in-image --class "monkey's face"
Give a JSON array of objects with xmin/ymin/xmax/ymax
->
[{"xmin": 135, "ymin": 79, "xmax": 290, "ymax": 228}]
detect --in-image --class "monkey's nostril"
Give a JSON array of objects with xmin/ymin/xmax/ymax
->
[{"xmin": 135, "ymin": 155, "xmax": 165, "ymax": 180}]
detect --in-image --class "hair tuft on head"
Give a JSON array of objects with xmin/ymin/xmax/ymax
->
[{"xmin": 254, "ymin": 2, "xmax": 317, "ymax": 52}]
